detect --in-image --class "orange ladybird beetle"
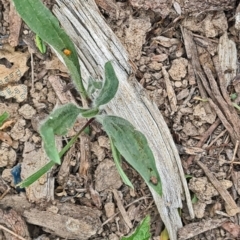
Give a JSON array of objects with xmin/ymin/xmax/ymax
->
[{"xmin": 62, "ymin": 48, "xmax": 72, "ymax": 56}]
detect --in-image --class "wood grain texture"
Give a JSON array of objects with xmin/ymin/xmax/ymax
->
[
  {"xmin": 177, "ymin": 0, "xmax": 235, "ymax": 14},
  {"xmin": 52, "ymin": 1, "xmax": 194, "ymax": 239}
]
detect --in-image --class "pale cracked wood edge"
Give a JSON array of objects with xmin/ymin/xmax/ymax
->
[{"xmin": 53, "ymin": 0, "xmax": 194, "ymax": 239}]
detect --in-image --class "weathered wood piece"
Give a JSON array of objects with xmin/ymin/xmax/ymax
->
[
  {"xmin": 0, "ymin": 194, "xmax": 102, "ymax": 240},
  {"xmin": 0, "ymin": 208, "xmax": 31, "ymax": 240},
  {"xmin": 53, "ymin": 1, "xmax": 194, "ymax": 239},
  {"xmin": 23, "ymin": 203, "xmax": 101, "ymax": 239},
  {"xmin": 178, "ymin": 0, "xmax": 235, "ymax": 14},
  {"xmin": 178, "ymin": 218, "xmax": 227, "ymax": 240}
]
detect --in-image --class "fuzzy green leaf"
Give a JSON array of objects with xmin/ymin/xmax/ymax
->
[
  {"xmin": 121, "ymin": 215, "xmax": 151, "ymax": 240},
  {"xmin": 87, "ymin": 76, "xmax": 103, "ymax": 97},
  {"xmin": 110, "ymin": 137, "xmax": 134, "ymax": 189},
  {"xmin": 94, "ymin": 61, "xmax": 119, "ymax": 107},
  {"xmin": 100, "ymin": 116, "xmax": 162, "ymax": 196},
  {"xmin": 40, "ymin": 103, "xmax": 85, "ymax": 164},
  {"xmin": 12, "ymin": 0, "xmax": 87, "ymax": 99}
]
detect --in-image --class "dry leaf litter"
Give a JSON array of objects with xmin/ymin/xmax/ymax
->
[{"xmin": 0, "ymin": 0, "xmax": 240, "ymax": 239}]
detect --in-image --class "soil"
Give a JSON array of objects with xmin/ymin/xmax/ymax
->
[{"xmin": 0, "ymin": 0, "xmax": 240, "ymax": 239}]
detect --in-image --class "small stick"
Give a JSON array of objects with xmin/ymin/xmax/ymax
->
[
  {"xmin": 0, "ymin": 224, "xmax": 26, "ymax": 240},
  {"xmin": 102, "ymin": 196, "xmax": 151, "ymax": 226},
  {"xmin": 112, "ymin": 189, "xmax": 133, "ymax": 228},
  {"xmin": 31, "ymin": 52, "xmax": 34, "ymax": 91},
  {"xmin": 206, "ymin": 129, "xmax": 227, "ymax": 149},
  {"xmin": 196, "ymin": 160, "xmax": 240, "ymax": 216},
  {"xmin": 0, "ymin": 186, "xmax": 10, "ymax": 200},
  {"xmin": 186, "ymin": 119, "xmax": 221, "ymax": 167},
  {"xmin": 228, "ymin": 140, "xmax": 239, "ymax": 177}
]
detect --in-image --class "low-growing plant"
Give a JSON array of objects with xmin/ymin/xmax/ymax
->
[{"xmin": 12, "ymin": 0, "xmax": 162, "ymax": 196}]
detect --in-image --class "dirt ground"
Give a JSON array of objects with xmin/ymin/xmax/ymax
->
[{"xmin": 0, "ymin": 0, "xmax": 240, "ymax": 239}]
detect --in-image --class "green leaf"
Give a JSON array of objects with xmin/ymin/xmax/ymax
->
[
  {"xmin": 0, "ymin": 112, "xmax": 9, "ymax": 127},
  {"xmin": 12, "ymin": 0, "xmax": 87, "ymax": 99},
  {"xmin": 40, "ymin": 103, "xmax": 83, "ymax": 164},
  {"xmin": 100, "ymin": 115, "xmax": 162, "ymax": 196},
  {"xmin": 232, "ymin": 102, "xmax": 240, "ymax": 111},
  {"xmin": 191, "ymin": 194, "xmax": 198, "ymax": 204},
  {"xmin": 16, "ymin": 161, "xmax": 55, "ymax": 188},
  {"xmin": 185, "ymin": 174, "xmax": 193, "ymax": 179},
  {"xmin": 94, "ymin": 61, "xmax": 119, "ymax": 107},
  {"xmin": 83, "ymin": 126, "xmax": 91, "ymax": 135},
  {"xmin": 87, "ymin": 76, "xmax": 103, "ymax": 97},
  {"xmin": 121, "ymin": 215, "xmax": 151, "ymax": 240},
  {"xmin": 81, "ymin": 107, "xmax": 99, "ymax": 118},
  {"xmin": 35, "ymin": 35, "xmax": 46, "ymax": 54},
  {"xmin": 230, "ymin": 93, "xmax": 238, "ymax": 100},
  {"xmin": 110, "ymin": 137, "xmax": 134, "ymax": 189}
]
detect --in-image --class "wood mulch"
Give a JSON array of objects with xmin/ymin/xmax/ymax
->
[{"xmin": 0, "ymin": 0, "xmax": 240, "ymax": 239}]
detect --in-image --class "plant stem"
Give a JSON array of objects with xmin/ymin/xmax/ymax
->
[{"xmin": 59, "ymin": 118, "xmax": 94, "ymax": 158}]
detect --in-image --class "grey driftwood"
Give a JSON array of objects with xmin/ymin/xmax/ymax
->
[{"xmin": 52, "ymin": 0, "xmax": 194, "ymax": 239}]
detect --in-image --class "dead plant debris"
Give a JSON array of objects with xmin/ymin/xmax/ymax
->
[{"xmin": 0, "ymin": 0, "xmax": 240, "ymax": 239}]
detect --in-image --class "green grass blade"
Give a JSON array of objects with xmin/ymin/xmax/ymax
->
[
  {"xmin": 35, "ymin": 35, "xmax": 46, "ymax": 54},
  {"xmin": 16, "ymin": 161, "xmax": 55, "ymax": 188},
  {"xmin": 101, "ymin": 115, "xmax": 162, "ymax": 196},
  {"xmin": 0, "ymin": 112, "xmax": 9, "ymax": 127},
  {"xmin": 94, "ymin": 61, "xmax": 119, "ymax": 107},
  {"xmin": 110, "ymin": 137, "xmax": 134, "ymax": 189},
  {"xmin": 12, "ymin": 0, "xmax": 87, "ymax": 99}
]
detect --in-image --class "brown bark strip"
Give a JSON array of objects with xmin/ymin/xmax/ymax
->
[
  {"xmin": 186, "ymin": 119, "xmax": 220, "ymax": 167},
  {"xmin": 208, "ymin": 99, "xmax": 236, "ymax": 143},
  {"xmin": 213, "ymin": 56, "xmax": 240, "ymax": 127},
  {"xmin": 196, "ymin": 71, "xmax": 215, "ymax": 100},
  {"xmin": 196, "ymin": 160, "xmax": 240, "ymax": 216},
  {"xmin": 203, "ymin": 66, "xmax": 240, "ymax": 133},
  {"xmin": 179, "ymin": 0, "xmax": 235, "ymax": 14},
  {"xmin": 178, "ymin": 218, "xmax": 228, "ymax": 240},
  {"xmin": 112, "ymin": 189, "xmax": 133, "ymax": 229}
]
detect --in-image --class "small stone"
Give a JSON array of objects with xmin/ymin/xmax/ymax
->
[
  {"xmin": 2, "ymin": 168, "xmax": 12, "ymax": 182},
  {"xmin": 174, "ymin": 81, "xmax": 182, "ymax": 87},
  {"xmin": 169, "ymin": 57, "xmax": 188, "ymax": 80},
  {"xmin": 47, "ymin": 205, "xmax": 59, "ymax": 214},
  {"xmin": 148, "ymin": 61, "xmax": 162, "ymax": 71},
  {"xmin": 143, "ymin": 73, "xmax": 151, "ymax": 79},
  {"xmin": 35, "ymin": 82, "xmax": 43, "ymax": 90},
  {"xmin": 104, "ymin": 202, "xmax": 115, "ymax": 218},
  {"xmin": 151, "ymin": 54, "xmax": 168, "ymax": 62},
  {"xmin": 182, "ymin": 79, "xmax": 188, "ymax": 88},
  {"xmin": 109, "ymin": 233, "xmax": 118, "ymax": 240},
  {"xmin": 183, "ymin": 121, "xmax": 198, "ymax": 136},
  {"xmin": 47, "ymin": 91, "xmax": 56, "ymax": 104},
  {"xmin": 18, "ymin": 104, "xmax": 36, "ymax": 120},
  {"xmin": 98, "ymin": 136, "xmax": 110, "ymax": 150},
  {"xmin": 95, "ymin": 159, "xmax": 122, "ymax": 192},
  {"xmin": 152, "ymin": 72, "xmax": 162, "ymax": 80},
  {"xmin": 0, "ymin": 143, "xmax": 17, "ymax": 167},
  {"xmin": 139, "ymin": 65, "xmax": 147, "ymax": 72},
  {"xmin": 175, "ymin": 47, "xmax": 184, "ymax": 58},
  {"xmin": 177, "ymin": 88, "xmax": 189, "ymax": 100},
  {"xmin": 32, "ymin": 134, "xmax": 41, "ymax": 143},
  {"xmin": 91, "ymin": 142, "xmax": 105, "ymax": 161},
  {"xmin": 10, "ymin": 119, "xmax": 26, "ymax": 140}
]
